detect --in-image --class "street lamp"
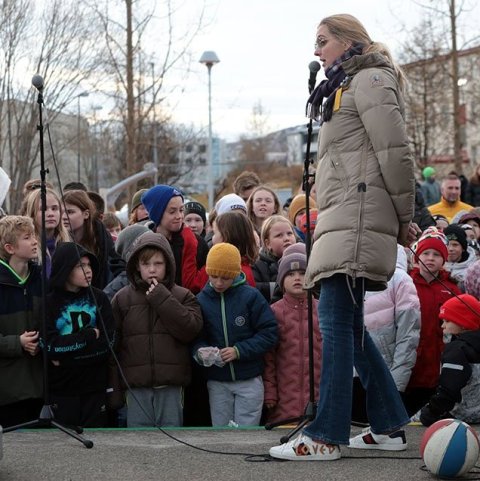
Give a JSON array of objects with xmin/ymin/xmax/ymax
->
[
  {"xmin": 150, "ymin": 61, "xmax": 159, "ymax": 184},
  {"xmin": 91, "ymin": 105, "xmax": 103, "ymax": 191},
  {"xmin": 199, "ymin": 50, "xmax": 220, "ymax": 210},
  {"xmin": 76, "ymin": 91, "xmax": 89, "ymax": 181}
]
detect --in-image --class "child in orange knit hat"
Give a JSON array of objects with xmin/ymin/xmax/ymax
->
[{"xmin": 193, "ymin": 243, "xmax": 278, "ymax": 426}]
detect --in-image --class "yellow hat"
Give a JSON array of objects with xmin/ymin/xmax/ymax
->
[
  {"xmin": 288, "ymin": 194, "xmax": 317, "ymax": 224},
  {"xmin": 206, "ymin": 243, "xmax": 241, "ymax": 279}
]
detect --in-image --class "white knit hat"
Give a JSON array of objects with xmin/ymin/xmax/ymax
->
[{"xmin": 215, "ymin": 193, "xmax": 247, "ymax": 216}]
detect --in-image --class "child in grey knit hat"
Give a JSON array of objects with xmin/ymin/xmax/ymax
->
[{"xmin": 103, "ymin": 224, "xmax": 149, "ymax": 301}]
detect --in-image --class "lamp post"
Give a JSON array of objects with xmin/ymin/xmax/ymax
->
[
  {"xmin": 76, "ymin": 91, "xmax": 89, "ymax": 181},
  {"xmin": 91, "ymin": 105, "xmax": 103, "ymax": 191},
  {"xmin": 199, "ymin": 50, "xmax": 220, "ymax": 210},
  {"xmin": 150, "ymin": 61, "xmax": 158, "ymax": 184},
  {"xmin": 457, "ymin": 78, "xmax": 469, "ymax": 152}
]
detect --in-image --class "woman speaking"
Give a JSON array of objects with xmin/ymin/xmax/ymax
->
[{"xmin": 270, "ymin": 13, "xmax": 416, "ymax": 461}]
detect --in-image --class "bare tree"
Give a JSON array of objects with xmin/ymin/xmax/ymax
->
[
  {"xmin": 400, "ymin": 17, "xmax": 450, "ymax": 169},
  {"xmin": 402, "ymin": 0, "xmax": 480, "ymax": 173},
  {"xmin": 238, "ymin": 100, "xmax": 273, "ymax": 172},
  {"xmin": 0, "ymin": 0, "xmax": 106, "ymax": 211},
  {"xmin": 91, "ymin": 0, "xmax": 210, "ymax": 191}
]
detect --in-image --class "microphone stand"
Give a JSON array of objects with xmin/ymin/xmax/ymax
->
[
  {"xmin": 265, "ymin": 81, "xmax": 318, "ymax": 443},
  {"xmin": 3, "ymin": 81, "xmax": 93, "ymax": 448}
]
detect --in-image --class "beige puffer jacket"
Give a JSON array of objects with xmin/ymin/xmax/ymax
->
[{"xmin": 305, "ymin": 53, "xmax": 415, "ymax": 291}]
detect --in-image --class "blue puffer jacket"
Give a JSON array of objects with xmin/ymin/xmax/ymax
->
[{"xmin": 195, "ymin": 273, "xmax": 278, "ymax": 382}]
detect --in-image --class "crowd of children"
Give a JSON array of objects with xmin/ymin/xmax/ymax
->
[{"xmin": 1, "ymin": 170, "xmax": 480, "ymax": 432}]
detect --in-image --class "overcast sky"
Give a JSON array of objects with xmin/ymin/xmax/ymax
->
[
  {"xmin": 167, "ymin": 0, "xmax": 416, "ymax": 141},
  {"xmin": 67, "ymin": 1, "xmax": 477, "ymax": 142},
  {"xmin": 161, "ymin": 0, "xmax": 478, "ymax": 142}
]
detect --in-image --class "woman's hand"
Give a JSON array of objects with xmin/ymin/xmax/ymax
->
[{"xmin": 398, "ymin": 222, "xmax": 421, "ymax": 246}]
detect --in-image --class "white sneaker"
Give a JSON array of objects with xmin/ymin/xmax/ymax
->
[
  {"xmin": 269, "ymin": 433, "xmax": 341, "ymax": 461},
  {"xmin": 348, "ymin": 427, "xmax": 407, "ymax": 451}
]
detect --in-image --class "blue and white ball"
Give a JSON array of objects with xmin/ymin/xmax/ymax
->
[{"xmin": 420, "ymin": 419, "xmax": 480, "ymax": 478}]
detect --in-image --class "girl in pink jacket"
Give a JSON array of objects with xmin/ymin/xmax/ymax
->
[{"xmin": 263, "ymin": 244, "xmax": 322, "ymax": 424}]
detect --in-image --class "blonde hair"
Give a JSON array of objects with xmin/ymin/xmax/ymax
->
[
  {"xmin": 260, "ymin": 214, "xmax": 294, "ymax": 247},
  {"xmin": 0, "ymin": 215, "xmax": 35, "ymax": 260},
  {"xmin": 319, "ymin": 14, "xmax": 407, "ymax": 91},
  {"xmin": 22, "ymin": 188, "xmax": 70, "ymax": 265}
]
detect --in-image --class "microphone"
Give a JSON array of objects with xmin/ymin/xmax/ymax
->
[
  {"xmin": 308, "ymin": 61, "xmax": 321, "ymax": 94},
  {"xmin": 32, "ymin": 74, "xmax": 44, "ymax": 92}
]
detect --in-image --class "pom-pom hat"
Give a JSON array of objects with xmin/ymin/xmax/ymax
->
[{"xmin": 413, "ymin": 227, "xmax": 448, "ymax": 262}]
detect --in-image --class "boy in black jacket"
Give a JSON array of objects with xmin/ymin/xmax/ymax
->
[
  {"xmin": 0, "ymin": 216, "xmax": 43, "ymax": 427},
  {"xmin": 46, "ymin": 242, "xmax": 115, "ymax": 427},
  {"xmin": 420, "ymin": 294, "xmax": 480, "ymax": 426}
]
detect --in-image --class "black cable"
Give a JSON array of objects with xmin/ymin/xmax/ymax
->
[
  {"xmin": 43, "ymin": 108, "xmax": 278, "ymax": 460},
  {"xmin": 42, "ymin": 100, "xmax": 471, "ymax": 465}
]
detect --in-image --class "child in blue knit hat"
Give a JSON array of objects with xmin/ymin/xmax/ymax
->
[
  {"xmin": 141, "ymin": 185, "xmax": 208, "ymax": 293},
  {"xmin": 142, "ymin": 185, "xmax": 211, "ymax": 426}
]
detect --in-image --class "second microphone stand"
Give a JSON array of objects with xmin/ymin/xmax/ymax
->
[{"xmin": 265, "ymin": 118, "xmax": 318, "ymax": 443}]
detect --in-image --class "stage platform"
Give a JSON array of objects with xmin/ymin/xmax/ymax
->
[{"xmin": 0, "ymin": 424, "xmax": 473, "ymax": 480}]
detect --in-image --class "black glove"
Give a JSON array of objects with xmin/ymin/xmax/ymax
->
[{"xmin": 420, "ymin": 404, "xmax": 451, "ymax": 427}]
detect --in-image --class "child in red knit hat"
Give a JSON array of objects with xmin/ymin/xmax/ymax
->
[
  {"xmin": 420, "ymin": 294, "xmax": 480, "ymax": 426},
  {"xmin": 404, "ymin": 227, "xmax": 461, "ymax": 416}
]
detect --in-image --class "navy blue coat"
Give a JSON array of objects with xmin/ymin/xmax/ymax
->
[{"xmin": 195, "ymin": 273, "xmax": 277, "ymax": 382}]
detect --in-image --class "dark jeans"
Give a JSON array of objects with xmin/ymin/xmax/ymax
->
[{"xmin": 303, "ymin": 274, "xmax": 409, "ymax": 445}]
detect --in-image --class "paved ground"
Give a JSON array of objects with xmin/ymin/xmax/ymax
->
[{"xmin": 0, "ymin": 423, "xmax": 476, "ymax": 481}]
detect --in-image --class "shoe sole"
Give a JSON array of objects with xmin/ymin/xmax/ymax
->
[
  {"xmin": 348, "ymin": 443, "xmax": 407, "ymax": 451},
  {"xmin": 269, "ymin": 449, "xmax": 341, "ymax": 461}
]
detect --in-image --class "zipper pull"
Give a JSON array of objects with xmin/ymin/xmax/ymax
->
[{"xmin": 333, "ymin": 87, "xmax": 343, "ymax": 112}]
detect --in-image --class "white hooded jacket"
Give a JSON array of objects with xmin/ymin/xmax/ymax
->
[{"xmin": 362, "ymin": 245, "xmax": 421, "ymax": 391}]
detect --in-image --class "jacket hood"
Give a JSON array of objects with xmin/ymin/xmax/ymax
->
[
  {"xmin": 259, "ymin": 247, "xmax": 279, "ymax": 263},
  {"xmin": 203, "ymin": 271, "xmax": 247, "ymax": 297},
  {"xmin": 343, "ymin": 52, "xmax": 393, "ymax": 76},
  {"xmin": 126, "ymin": 231, "xmax": 176, "ymax": 289},
  {"xmin": 455, "ymin": 330, "xmax": 480, "ymax": 351},
  {"xmin": 396, "ymin": 244, "xmax": 408, "ymax": 272},
  {"xmin": 49, "ymin": 242, "xmax": 99, "ymax": 290}
]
